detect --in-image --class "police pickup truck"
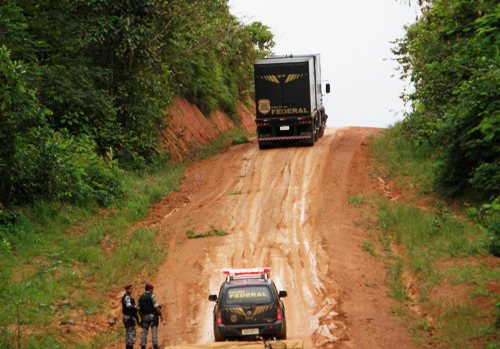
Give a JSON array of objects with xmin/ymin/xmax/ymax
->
[{"xmin": 208, "ymin": 268, "xmax": 287, "ymax": 341}]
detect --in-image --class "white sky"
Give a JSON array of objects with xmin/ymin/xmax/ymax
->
[{"xmin": 229, "ymin": 0, "xmax": 420, "ymax": 128}]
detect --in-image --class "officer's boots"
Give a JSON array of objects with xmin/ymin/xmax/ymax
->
[{"xmin": 153, "ymin": 345, "xmax": 160, "ymax": 349}]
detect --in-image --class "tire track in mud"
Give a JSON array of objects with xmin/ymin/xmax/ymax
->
[
  {"xmin": 151, "ymin": 130, "xmax": 347, "ymax": 347},
  {"xmin": 127, "ymin": 127, "xmax": 417, "ymax": 349}
]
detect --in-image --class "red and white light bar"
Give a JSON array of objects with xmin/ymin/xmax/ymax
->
[{"xmin": 222, "ymin": 267, "xmax": 271, "ymax": 276}]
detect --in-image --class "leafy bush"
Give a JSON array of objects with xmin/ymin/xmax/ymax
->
[
  {"xmin": 393, "ymin": 0, "xmax": 499, "ymax": 201},
  {"xmin": 14, "ymin": 129, "xmax": 123, "ymax": 205}
]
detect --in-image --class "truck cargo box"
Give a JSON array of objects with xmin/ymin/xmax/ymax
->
[
  {"xmin": 254, "ymin": 54, "xmax": 329, "ymax": 148},
  {"xmin": 254, "ymin": 56, "xmax": 317, "ymax": 118}
]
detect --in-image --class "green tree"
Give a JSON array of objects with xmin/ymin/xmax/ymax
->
[
  {"xmin": 0, "ymin": 46, "xmax": 47, "ymax": 206},
  {"xmin": 0, "ymin": 0, "xmax": 274, "ymax": 205},
  {"xmin": 394, "ymin": 0, "xmax": 499, "ymax": 200}
]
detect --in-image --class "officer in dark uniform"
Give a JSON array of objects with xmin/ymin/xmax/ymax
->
[
  {"xmin": 138, "ymin": 283, "xmax": 162, "ymax": 349},
  {"xmin": 121, "ymin": 284, "xmax": 140, "ymax": 349}
]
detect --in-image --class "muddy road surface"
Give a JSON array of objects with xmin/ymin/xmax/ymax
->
[{"xmin": 124, "ymin": 128, "xmax": 417, "ymax": 348}]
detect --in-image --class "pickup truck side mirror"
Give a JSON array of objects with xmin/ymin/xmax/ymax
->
[
  {"xmin": 278, "ymin": 290, "xmax": 288, "ymax": 298},
  {"xmin": 325, "ymin": 83, "xmax": 331, "ymax": 94},
  {"xmin": 208, "ymin": 294, "xmax": 218, "ymax": 302}
]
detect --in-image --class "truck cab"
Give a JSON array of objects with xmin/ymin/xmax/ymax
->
[{"xmin": 254, "ymin": 54, "xmax": 330, "ymax": 149}]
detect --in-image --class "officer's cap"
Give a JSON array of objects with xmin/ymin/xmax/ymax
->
[{"xmin": 145, "ymin": 283, "xmax": 154, "ymax": 291}]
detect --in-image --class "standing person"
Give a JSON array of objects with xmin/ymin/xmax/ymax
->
[
  {"xmin": 121, "ymin": 284, "xmax": 139, "ymax": 349},
  {"xmin": 138, "ymin": 283, "xmax": 163, "ymax": 349}
]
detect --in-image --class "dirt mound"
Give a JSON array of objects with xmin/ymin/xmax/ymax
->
[{"xmin": 159, "ymin": 98, "xmax": 255, "ymax": 161}]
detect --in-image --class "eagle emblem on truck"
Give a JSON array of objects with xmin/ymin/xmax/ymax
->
[{"xmin": 258, "ymin": 74, "xmax": 304, "ymax": 84}]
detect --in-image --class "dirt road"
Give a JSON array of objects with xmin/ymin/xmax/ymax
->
[{"xmin": 130, "ymin": 128, "xmax": 417, "ymax": 348}]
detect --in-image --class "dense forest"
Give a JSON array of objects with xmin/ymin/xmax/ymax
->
[
  {"xmin": 0, "ymin": 0, "xmax": 273, "ymax": 208},
  {"xmin": 394, "ymin": 0, "xmax": 499, "ymax": 201},
  {"xmin": 393, "ymin": 0, "xmax": 499, "ymax": 252}
]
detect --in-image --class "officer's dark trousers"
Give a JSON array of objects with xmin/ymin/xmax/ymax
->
[
  {"xmin": 122, "ymin": 315, "xmax": 136, "ymax": 348},
  {"xmin": 140, "ymin": 320, "xmax": 158, "ymax": 348}
]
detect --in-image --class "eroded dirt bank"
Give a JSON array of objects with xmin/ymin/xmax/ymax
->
[{"xmin": 122, "ymin": 128, "xmax": 417, "ymax": 348}]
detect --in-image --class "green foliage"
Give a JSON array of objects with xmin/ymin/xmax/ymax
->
[
  {"xmin": 361, "ymin": 240, "xmax": 378, "ymax": 257},
  {"xmin": 163, "ymin": 0, "xmax": 273, "ymax": 114},
  {"xmin": 348, "ymin": 194, "xmax": 366, "ymax": 206},
  {"xmin": 0, "ymin": 0, "xmax": 274, "ymax": 206},
  {"xmin": 372, "ymin": 124, "xmax": 435, "ymax": 193},
  {"xmin": 394, "ymin": 0, "xmax": 500, "ymax": 201},
  {"xmin": 0, "ymin": 162, "xmax": 184, "ymax": 347},
  {"xmin": 370, "ymin": 198, "xmax": 498, "ymax": 346},
  {"xmin": 96, "ymin": 228, "xmax": 164, "ymax": 288},
  {"xmin": 0, "ymin": 46, "xmax": 47, "ymax": 205},
  {"xmin": 377, "ymin": 200, "xmax": 488, "ymax": 275},
  {"xmin": 192, "ymin": 127, "xmax": 251, "ymax": 160},
  {"xmin": 0, "ymin": 0, "xmax": 270, "ymax": 345},
  {"xmin": 186, "ymin": 225, "xmax": 229, "ymax": 239},
  {"xmin": 389, "ymin": 256, "xmax": 407, "ymax": 300},
  {"xmin": 14, "ymin": 129, "xmax": 123, "ymax": 205},
  {"xmin": 479, "ymin": 198, "xmax": 500, "ymax": 256},
  {"xmin": 436, "ymin": 303, "xmax": 499, "ymax": 349},
  {"xmin": 231, "ymin": 134, "xmax": 250, "ymax": 145}
]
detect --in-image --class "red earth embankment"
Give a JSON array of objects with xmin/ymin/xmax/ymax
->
[{"xmin": 159, "ymin": 98, "xmax": 255, "ymax": 161}]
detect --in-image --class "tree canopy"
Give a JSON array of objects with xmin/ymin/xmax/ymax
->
[
  {"xmin": 0, "ymin": 0, "xmax": 274, "ymax": 207},
  {"xmin": 394, "ymin": 0, "xmax": 499, "ymax": 200}
]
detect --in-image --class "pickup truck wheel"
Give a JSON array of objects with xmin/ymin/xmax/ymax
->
[
  {"xmin": 277, "ymin": 317, "xmax": 287, "ymax": 339},
  {"xmin": 214, "ymin": 326, "xmax": 224, "ymax": 341}
]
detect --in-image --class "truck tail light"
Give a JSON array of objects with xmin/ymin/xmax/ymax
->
[
  {"xmin": 276, "ymin": 306, "xmax": 283, "ymax": 321},
  {"xmin": 216, "ymin": 309, "xmax": 222, "ymax": 324}
]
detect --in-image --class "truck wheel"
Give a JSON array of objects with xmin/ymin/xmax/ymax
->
[
  {"xmin": 214, "ymin": 326, "xmax": 224, "ymax": 342},
  {"xmin": 320, "ymin": 114, "xmax": 328, "ymax": 138},
  {"xmin": 306, "ymin": 127, "xmax": 316, "ymax": 146},
  {"xmin": 277, "ymin": 318, "xmax": 287, "ymax": 339}
]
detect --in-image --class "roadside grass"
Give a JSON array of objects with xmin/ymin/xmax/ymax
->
[
  {"xmin": 0, "ymin": 166, "xmax": 182, "ymax": 347},
  {"xmin": 376, "ymin": 200, "xmax": 488, "ymax": 279},
  {"xmin": 369, "ymin": 198, "xmax": 499, "ymax": 347},
  {"xmin": 436, "ymin": 303, "xmax": 499, "ymax": 349},
  {"xmin": 191, "ymin": 128, "xmax": 250, "ymax": 160},
  {"xmin": 361, "ymin": 240, "xmax": 377, "ymax": 258},
  {"xmin": 347, "ymin": 194, "xmax": 365, "ymax": 206},
  {"xmin": 371, "ymin": 123, "xmax": 434, "ymax": 194},
  {"xmin": 367, "ymin": 128, "xmax": 499, "ymax": 348},
  {"xmin": 231, "ymin": 134, "xmax": 250, "ymax": 145},
  {"xmin": 0, "ymin": 127, "xmax": 250, "ymax": 348},
  {"xmin": 388, "ymin": 256, "xmax": 407, "ymax": 300},
  {"xmin": 186, "ymin": 225, "xmax": 229, "ymax": 239}
]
